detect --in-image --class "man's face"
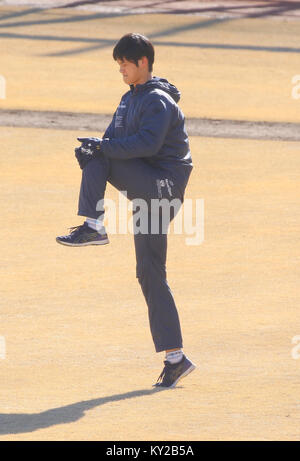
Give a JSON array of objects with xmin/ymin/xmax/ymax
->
[{"xmin": 117, "ymin": 57, "xmax": 146, "ymax": 86}]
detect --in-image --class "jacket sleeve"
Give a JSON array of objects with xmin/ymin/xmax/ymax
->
[
  {"xmin": 100, "ymin": 97, "xmax": 172, "ymax": 159},
  {"xmin": 102, "ymin": 112, "xmax": 116, "ymax": 139}
]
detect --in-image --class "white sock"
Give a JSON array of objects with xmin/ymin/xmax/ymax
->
[
  {"xmin": 85, "ymin": 217, "xmax": 105, "ymax": 233},
  {"xmin": 166, "ymin": 349, "xmax": 183, "ymax": 364},
  {"xmin": 85, "ymin": 217, "xmax": 98, "ymax": 230}
]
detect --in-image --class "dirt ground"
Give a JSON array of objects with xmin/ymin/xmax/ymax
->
[
  {"xmin": 2, "ymin": 1, "xmax": 300, "ymax": 19},
  {"xmin": 0, "ymin": 1, "xmax": 300, "ymax": 441},
  {"xmin": 1, "ymin": 127, "xmax": 300, "ymax": 441},
  {"xmin": 1, "ymin": 4, "xmax": 300, "ymax": 122},
  {"xmin": 1, "ymin": 109, "xmax": 300, "ymax": 141}
]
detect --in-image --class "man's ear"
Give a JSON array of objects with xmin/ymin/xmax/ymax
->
[{"xmin": 139, "ymin": 56, "xmax": 148, "ymax": 68}]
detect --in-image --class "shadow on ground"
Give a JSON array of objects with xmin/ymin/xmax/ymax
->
[
  {"xmin": 1, "ymin": 2, "xmax": 300, "ymax": 57},
  {"xmin": 0, "ymin": 387, "xmax": 168, "ymax": 435}
]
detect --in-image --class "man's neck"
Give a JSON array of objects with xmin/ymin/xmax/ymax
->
[{"xmin": 134, "ymin": 73, "xmax": 153, "ymax": 87}]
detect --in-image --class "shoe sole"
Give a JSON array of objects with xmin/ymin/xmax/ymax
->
[{"xmin": 56, "ymin": 238, "xmax": 109, "ymax": 247}]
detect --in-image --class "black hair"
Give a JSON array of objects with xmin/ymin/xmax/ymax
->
[{"xmin": 113, "ymin": 33, "xmax": 154, "ymax": 72}]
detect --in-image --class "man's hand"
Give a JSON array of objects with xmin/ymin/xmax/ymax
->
[{"xmin": 75, "ymin": 137, "xmax": 102, "ymax": 169}]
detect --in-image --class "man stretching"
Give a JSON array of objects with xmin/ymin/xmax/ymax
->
[{"xmin": 56, "ymin": 33, "xmax": 196, "ymax": 388}]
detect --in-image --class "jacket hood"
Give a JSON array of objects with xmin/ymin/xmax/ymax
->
[{"xmin": 130, "ymin": 77, "xmax": 181, "ymax": 103}]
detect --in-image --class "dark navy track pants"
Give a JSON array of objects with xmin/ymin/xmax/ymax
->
[{"xmin": 78, "ymin": 155, "xmax": 192, "ymax": 353}]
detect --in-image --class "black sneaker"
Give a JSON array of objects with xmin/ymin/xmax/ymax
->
[
  {"xmin": 153, "ymin": 355, "xmax": 196, "ymax": 388},
  {"xmin": 56, "ymin": 222, "xmax": 109, "ymax": 247}
]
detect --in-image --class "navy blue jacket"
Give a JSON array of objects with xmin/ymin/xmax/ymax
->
[{"xmin": 101, "ymin": 77, "xmax": 193, "ymax": 171}]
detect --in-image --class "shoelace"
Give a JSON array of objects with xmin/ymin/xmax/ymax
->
[
  {"xmin": 68, "ymin": 224, "xmax": 85, "ymax": 234},
  {"xmin": 155, "ymin": 360, "xmax": 173, "ymax": 385}
]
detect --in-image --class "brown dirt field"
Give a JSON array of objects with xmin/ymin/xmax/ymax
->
[
  {"xmin": 2, "ymin": 1, "xmax": 300, "ymax": 19},
  {"xmin": 0, "ymin": 127, "xmax": 300, "ymax": 440},
  {"xmin": 1, "ymin": 5, "xmax": 300, "ymax": 122},
  {"xmin": 1, "ymin": 109, "xmax": 300, "ymax": 141},
  {"xmin": 1, "ymin": 2, "xmax": 300, "ymax": 442}
]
